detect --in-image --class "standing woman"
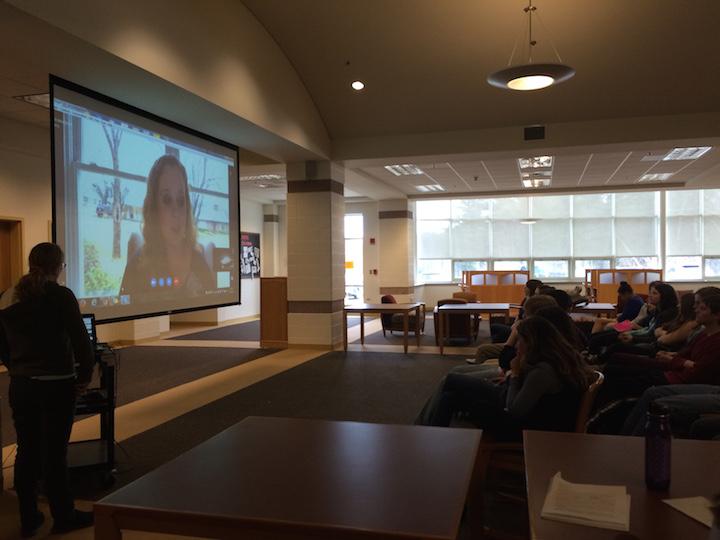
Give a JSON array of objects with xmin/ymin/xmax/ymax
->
[{"xmin": 0, "ymin": 243, "xmax": 95, "ymax": 537}]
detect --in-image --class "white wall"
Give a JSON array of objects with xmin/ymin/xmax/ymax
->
[{"xmin": 0, "ymin": 117, "xmax": 52, "ymax": 268}]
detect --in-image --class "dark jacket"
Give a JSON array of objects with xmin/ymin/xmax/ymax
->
[{"xmin": 0, "ymin": 282, "xmax": 94, "ymax": 383}]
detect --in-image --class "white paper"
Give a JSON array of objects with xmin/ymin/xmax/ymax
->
[
  {"xmin": 541, "ymin": 472, "xmax": 631, "ymax": 532},
  {"xmin": 663, "ymin": 497, "xmax": 714, "ymax": 528}
]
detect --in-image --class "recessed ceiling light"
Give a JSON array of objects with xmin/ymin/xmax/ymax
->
[
  {"xmin": 639, "ymin": 173, "xmax": 674, "ymax": 182},
  {"xmin": 518, "ymin": 156, "xmax": 553, "ymax": 170},
  {"xmin": 663, "ymin": 147, "xmax": 712, "ymax": 161},
  {"xmin": 520, "ymin": 219, "xmax": 538, "ymax": 225},
  {"xmin": 385, "ymin": 164, "xmax": 424, "ymax": 176},
  {"xmin": 13, "ymin": 92, "xmax": 50, "ymax": 109},
  {"xmin": 415, "ymin": 185, "xmax": 445, "ymax": 192},
  {"xmin": 521, "ymin": 171, "xmax": 552, "ymax": 181},
  {"xmin": 351, "ymin": 80, "xmax": 365, "ymax": 91},
  {"xmin": 522, "ymin": 178, "xmax": 551, "ymax": 188}
]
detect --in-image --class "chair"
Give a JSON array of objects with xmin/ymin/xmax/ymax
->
[
  {"xmin": 470, "ymin": 371, "xmax": 605, "ymax": 538},
  {"xmin": 452, "ymin": 291, "xmax": 477, "ymax": 302},
  {"xmin": 379, "ymin": 294, "xmax": 425, "ymax": 337},
  {"xmin": 433, "ymin": 298, "xmax": 479, "ymax": 345}
]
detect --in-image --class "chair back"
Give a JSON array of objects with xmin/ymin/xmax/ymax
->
[
  {"xmin": 453, "ymin": 291, "xmax": 477, "ymax": 302},
  {"xmin": 437, "ymin": 298, "xmax": 473, "ymax": 339},
  {"xmin": 575, "ymin": 370, "xmax": 605, "ymax": 433},
  {"xmin": 380, "ymin": 295, "xmax": 397, "ymax": 329}
]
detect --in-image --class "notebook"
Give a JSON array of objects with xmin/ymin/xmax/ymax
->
[{"xmin": 541, "ymin": 472, "xmax": 631, "ymax": 532}]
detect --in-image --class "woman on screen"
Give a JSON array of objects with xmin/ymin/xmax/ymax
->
[{"xmin": 120, "ymin": 154, "xmax": 213, "ymax": 299}]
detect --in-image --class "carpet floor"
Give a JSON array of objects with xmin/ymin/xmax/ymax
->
[
  {"xmin": 173, "ymin": 317, "xmax": 364, "ymax": 341},
  {"xmin": 70, "ymin": 350, "xmax": 465, "ymax": 499},
  {"xmin": 0, "ymin": 346, "xmax": 275, "ymax": 446}
]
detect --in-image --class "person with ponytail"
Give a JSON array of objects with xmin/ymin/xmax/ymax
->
[{"xmin": 0, "ymin": 243, "xmax": 95, "ymax": 537}]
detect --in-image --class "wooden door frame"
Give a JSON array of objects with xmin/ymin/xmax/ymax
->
[{"xmin": 0, "ymin": 216, "xmax": 25, "ymax": 284}]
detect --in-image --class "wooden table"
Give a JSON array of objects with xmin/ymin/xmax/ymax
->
[
  {"xmin": 524, "ymin": 431, "xmax": 720, "ymax": 540},
  {"xmin": 437, "ymin": 303, "xmax": 510, "ymax": 354},
  {"xmin": 572, "ymin": 302, "xmax": 617, "ymax": 317},
  {"xmin": 94, "ymin": 417, "xmax": 481, "ymax": 540},
  {"xmin": 343, "ymin": 302, "xmax": 423, "ymax": 353}
]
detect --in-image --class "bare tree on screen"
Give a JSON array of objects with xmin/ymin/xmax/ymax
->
[{"xmin": 102, "ymin": 124, "xmax": 125, "ymax": 258}]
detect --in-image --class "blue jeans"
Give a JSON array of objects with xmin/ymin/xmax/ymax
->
[
  {"xmin": 428, "ymin": 372, "xmax": 507, "ymax": 428},
  {"xmin": 621, "ymin": 384, "xmax": 720, "ymax": 436}
]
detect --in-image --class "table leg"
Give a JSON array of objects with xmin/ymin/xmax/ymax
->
[
  {"xmin": 439, "ymin": 311, "xmax": 444, "ymax": 355},
  {"xmin": 94, "ymin": 510, "xmax": 121, "ymax": 540},
  {"xmin": 403, "ymin": 311, "xmax": 409, "ymax": 354},
  {"xmin": 415, "ymin": 306, "xmax": 421, "ymax": 348},
  {"xmin": 504, "ymin": 310, "xmax": 510, "ymax": 325},
  {"xmin": 360, "ymin": 313, "xmax": 365, "ymax": 345},
  {"xmin": 343, "ymin": 310, "xmax": 348, "ymax": 351}
]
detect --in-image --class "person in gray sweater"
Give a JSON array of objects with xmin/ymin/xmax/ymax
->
[{"xmin": 422, "ymin": 316, "xmax": 593, "ymax": 440}]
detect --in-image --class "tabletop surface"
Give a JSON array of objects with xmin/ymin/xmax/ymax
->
[
  {"xmin": 344, "ymin": 302, "xmax": 423, "ymax": 311},
  {"xmin": 438, "ymin": 302, "xmax": 510, "ymax": 310},
  {"xmin": 97, "ymin": 417, "xmax": 481, "ymax": 539},
  {"xmin": 574, "ymin": 303, "xmax": 616, "ymax": 310},
  {"xmin": 524, "ymin": 430, "xmax": 720, "ymax": 540}
]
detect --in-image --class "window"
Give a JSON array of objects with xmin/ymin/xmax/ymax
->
[
  {"xmin": 574, "ymin": 259, "xmax": 611, "ymax": 278},
  {"xmin": 452, "ymin": 260, "xmax": 488, "ymax": 281},
  {"xmin": 533, "ymin": 260, "xmax": 569, "ymax": 279},
  {"xmin": 665, "ymin": 189, "xmax": 720, "ymax": 280},
  {"xmin": 344, "ymin": 214, "xmax": 363, "ymax": 304},
  {"xmin": 494, "ymin": 260, "xmax": 528, "ymax": 271}
]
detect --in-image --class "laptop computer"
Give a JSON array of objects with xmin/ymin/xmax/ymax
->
[{"xmin": 82, "ymin": 313, "xmax": 97, "ymax": 348}]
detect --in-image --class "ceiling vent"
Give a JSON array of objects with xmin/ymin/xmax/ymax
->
[{"xmin": 524, "ymin": 125, "xmax": 545, "ymax": 141}]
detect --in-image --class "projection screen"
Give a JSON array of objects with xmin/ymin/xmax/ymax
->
[{"xmin": 51, "ymin": 77, "xmax": 240, "ymax": 323}]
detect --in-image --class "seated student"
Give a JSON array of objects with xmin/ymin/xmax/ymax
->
[
  {"xmin": 621, "ymin": 384, "xmax": 720, "ymax": 437},
  {"xmin": 588, "ymin": 281, "xmax": 678, "ymax": 354},
  {"xmin": 489, "ymin": 279, "xmax": 543, "ymax": 343},
  {"xmin": 590, "ymin": 281, "xmax": 645, "ymax": 333},
  {"xmin": 466, "ymin": 294, "xmax": 557, "ymax": 365},
  {"xmin": 421, "ymin": 317, "xmax": 593, "ymax": 440},
  {"xmin": 598, "ymin": 291, "xmax": 720, "ymax": 405}
]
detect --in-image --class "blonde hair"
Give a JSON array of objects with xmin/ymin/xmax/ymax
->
[{"xmin": 142, "ymin": 155, "xmax": 197, "ymax": 256}]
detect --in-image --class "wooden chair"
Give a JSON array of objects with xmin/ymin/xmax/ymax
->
[
  {"xmin": 471, "ymin": 370, "xmax": 605, "ymax": 539},
  {"xmin": 379, "ymin": 294, "xmax": 425, "ymax": 337}
]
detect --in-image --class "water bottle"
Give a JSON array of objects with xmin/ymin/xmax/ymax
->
[{"xmin": 645, "ymin": 401, "xmax": 672, "ymax": 490}]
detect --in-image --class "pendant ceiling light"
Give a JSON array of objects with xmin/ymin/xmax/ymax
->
[{"xmin": 487, "ymin": 0, "xmax": 575, "ymax": 91}]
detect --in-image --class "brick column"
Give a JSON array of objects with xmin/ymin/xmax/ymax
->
[
  {"xmin": 378, "ymin": 199, "xmax": 415, "ymax": 302},
  {"xmin": 286, "ymin": 161, "xmax": 345, "ymax": 348}
]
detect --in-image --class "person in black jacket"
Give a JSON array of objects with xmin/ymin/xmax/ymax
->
[{"xmin": 0, "ymin": 243, "xmax": 95, "ymax": 537}]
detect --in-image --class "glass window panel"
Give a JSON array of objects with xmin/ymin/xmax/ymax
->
[
  {"xmin": 533, "ymin": 260, "xmax": 569, "ymax": 279},
  {"xmin": 574, "ymin": 259, "xmax": 611, "ymax": 279},
  {"xmin": 616, "ymin": 256, "xmax": 660, "ymax": 269},
  {"xmin": 704, "ymin": 216, "xmax": 720, "ymax": 254},
  {"xmin": 417, "ymin": 220, "xmax": 450, "ymax": 258},
  {"xmin": 451, "ymin": 220, "xmax": 490, "ymax": 258},
  {"xmin": 494, "ymin": 260, "xmax": 528, "ymax": 271},
  {"xmin": 532, "ymin": 195, "xmax": 570, "ymax": 219},
  {"xmin": 345, "ymin": 238, "xmax": 363, "ymax": 286},
  {"xmin": 667, "ymin": 190, "xmax": 700, "ymax": 216},
  {"xmin": 416, "ymin": 200, "xmax": 451, "ymax": 220},
  {"xmin": 705, "ymin": 258, "xmax": 720, "ymax": 277},
  {"xmin": 666, "ymin": 216, "xmax": 701, "ymax": 256},
  {"xmin": 615, "ymin": 191, "xmax": 658, "ymax": 217},
  {"xmin": 344, "ymin": 214, "xmax": 364, "ymax": 239},
  {"xmin": 615, "ymin": 218, "xmax": 658, "ymax": 256},
  {"xmin": 493, "ymin": 197, "xmax": 529, "ymax": 219},
  {"xmin": 453, "ymin": 260, "xmax": 488, "ymax": 281},
  {"xmin": 573, "ymin": 219, "xmax": 613, "ymax": 257},
  {"xmin": 417, "ymin": 259, "xmax": 451, "ymax": 283},
  {"xmin": 573, "ymin": 193, "xmax": 613, "ymax": 218},
  {"xmin": 666, "ymin": 256, "xmax": 702, "ymax": 281},
  {"xmin": 532, "ymin": 219, "xmax": 571, "ymax": 257},
  {"xmin": 452, "ymin": 199, "xmax": 492, "ymax": 219},
  {"xmin": 492, "ymin": 220, "xmax": 529, "ymax": 258},
  {"xmin": 703, "ymin": 189, "xmax": 720, "ymax": 215},
  {"xmin": 345, "ymin": 286, "xmax": 363, "ymax": 304}
]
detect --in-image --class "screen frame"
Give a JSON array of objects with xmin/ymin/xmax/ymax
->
[{"xmin": 50, "ymin": 75, "xmax": 242, "ymax": 325}]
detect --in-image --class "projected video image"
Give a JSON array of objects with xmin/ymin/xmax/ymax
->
[{"xmin": 53, "ymin": 82, "xmax": 240, "ymax": 321}]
